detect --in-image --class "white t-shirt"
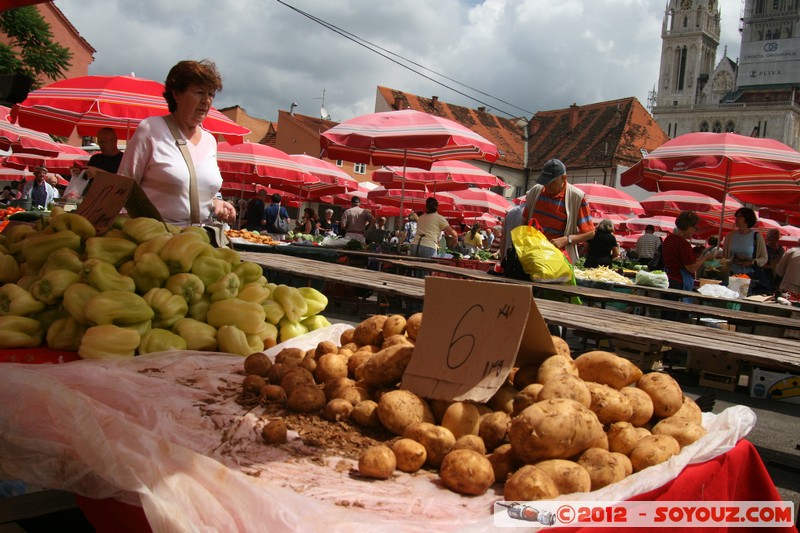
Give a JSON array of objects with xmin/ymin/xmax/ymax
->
[{"xmin": 118, "ymin": 115, "xmax": 222, "ymax": 225}]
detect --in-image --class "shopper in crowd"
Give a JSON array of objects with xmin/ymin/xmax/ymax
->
[
  {"xmin": 697, "ymin": 235, "xmax": 723, "ymax": 279},
  {"xmin": 339, "ymin": 196, "xmax": 375, "ymax": 243},
  {"xmin": 401, "ymin": 212, "xmax": 418, "ymax": 244},
  {"xmin": 583, "ymin": 218, "xmax": 619, "ymax": 268},
  {"xmin": 264, "ymin": 193, "xmax": 290, "ymax": 238},
  {"xmin": 759, "ymin": 228, "xmax": 785, "ymax": 293},
  {"xmin": 22, "ymin": 166, "xmax": 58, "ymax": 209},
  {"xmin": 662, "ymin": 211, "xmax": 710, "ymax": 291},
  {"xmin": 296, "ymin": 207, "xmax": 319, "ymax": 235},
  {"xmin": 243, "ymin": 189, "xmax": 268, "ymax": 232},
  {"xmin": 463, "ymin": 223, "xmax": 484, "ymax": 253},
  {"xmin": 522, "ymin": 158, "xmax": 595, "ymax": 263},
  {"xmin": 104, "ymin": 59, "xmax": 236, "ymax": 226},
  {"xmin": 774, "ymin": 245, "xmax": 800, "ymax": 295},
  {"xmin": 409, "ymin": 197, "xmax": 458, "ymax": 259},
  {"xmin": 635, "ymin": 225, "xmax": 661, "ymax": 265},
  {"xmin": 722, "ymin": 207, "xmax": 767, "ymax": 280}
]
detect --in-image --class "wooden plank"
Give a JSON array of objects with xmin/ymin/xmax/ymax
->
[{"xmin": 240, "ymin": 251, "xmax": 800, "ymax": 373}]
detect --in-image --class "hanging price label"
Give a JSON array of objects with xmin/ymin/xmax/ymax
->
[
  {"xmin": 401, "ymin": 277, "xmax": 556, "ymax": 402},
  {"xmin": 75, "ymin": 172, "xmax": 162, "ymax": 233}
]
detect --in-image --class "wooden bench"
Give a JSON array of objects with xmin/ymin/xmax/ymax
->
[{"xmin": 241, "ymin": 251, "xmax": 800, "ymax": 373}]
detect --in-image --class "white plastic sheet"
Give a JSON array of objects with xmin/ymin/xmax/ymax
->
[{"xmin": 0, "ymin": 324, "xmax": 756, "ymax": 532}]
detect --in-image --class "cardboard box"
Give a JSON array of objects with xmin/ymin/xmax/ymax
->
[
  {"xmin": 616, "ymin": 349, "xmax": 663, "ymax": 372},
  {"xmin": 686, "ymin": 350, "xmax": 741, "ymax": 375},
  {"xmin": 699, "ymin": 371, "xmax": 738, "ymax": 392},
  {"xmin": 612, "ymin": 338, "xmax": 666, "ymax": 354},
  {"xmin": 749, "ymin": 368, "xmax": 800, "ymax": 404}
]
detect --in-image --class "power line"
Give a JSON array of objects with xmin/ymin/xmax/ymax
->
[{"xmin": 275, "ymin": 0, "xmax": 533, "ymax": 118}]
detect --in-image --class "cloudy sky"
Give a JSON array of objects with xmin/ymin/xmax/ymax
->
[{"xmin": 54, "ymin": 0, "xmax": 744, "ymax": 123}]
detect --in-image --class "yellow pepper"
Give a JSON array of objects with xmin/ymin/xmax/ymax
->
[
  {"xmin": 180, "ymin": 225, "xmax": 211, "ymax": 243},
  {"xmin": 165, "ymin": 272, "xmax": 205, "ymax": 304},
  {"xmin": 45, "ymin": 316, "xmax": 86, "ymax": 351},
  {"xmin": 85, "ymin": 236, "xmax": 138, "ymax": 266},
  {"xmin": 272, "ymin": 284, "xmax": 308, "ymax": 323},
  {"xmin": 302, "ymin": 314, "xmax": 331, "ymax": 332},
  {"xmin": 84, "ymin": 290, "xmax": 155, "ymax": 326},
  {"xmin": 0, "ymin": 315, "xmax": 43, "ymax": 348},
  {"xmin": 206, "ymin": 298, "xmax": 266, "ymax": 335},
  {"xmin": 40, "ymin": 247, "xmax": 83, "ymax": 274},
  {"xmin": 30, "ymin": 269, "xmax": 80, "ymax": 306},
  {"xmin": 217, "ymin": 325, "xmax": 263, "ymax": 356},
  {"xmin": 138, "ymin": 328, "xmax": 188, "ymax": 354},
  {"xmin": 237, "ymin": 282, "xmax": 270, "ymax": 305},
  {"xmin": 188, "ymin": 294, "xmax": 212, "ymax": 322},
  {"xmin": 131, "ymin": 252, "xmax": 171, "ymax": 293},
  {"xmin": 278, "ymin": 317, "xmax": 308, "ymax": 342},
  {"xmin": 82, "ymin": 258, "xmax": 136, "ymax": 292},
  {"xmin": 21, "ymin": 230, "xmax": 82, "ymax": 270},
  {"xmin": 48, "ymin": 212, "xmax": 97, "ymax": 240},
  {"xmin": 233, "ymin": 260, "xmax": 264, "ymax": 285},
  {"xmin": 159, "ymin": 232, "xmax": 213, "ymax": 274},
  {"xmin": 261, "ymin": 299, "xmax": 285, "ymax": 325},
  {"xmin": 122, "ymin": 217, "xmax": 171, "ymax": 244},
  {"xmin": 32, "ymin": 307, "xmax": 69, "ymax": 333},
  {"xmin": 79, "ymin": 324, "xmax": 140, "ymax": 360},
  {"xmin": 173, "ymin": 318, "xmax": 218, "ymax": 351},
  {"xmin": 0, "ymin": 283, "xmax": 45, "ymax": 316},
  {"xmin": 213, "ymin": 247, "xmax": 242, "ymax": 266},
  {"xmin": 3, "ymin": 224, "xmax": 37, "ymax": 256},
  {"xmin": 191, "ymin": 254, "xmax": 231, "ymax": 287},
  {"xmin": 133, "ymin": 234, "xmax": 172, "ymax": 262},
  {"xmin": 207, "ymin": 272, "xmax": 240, "ymax": 302},
  {"xmin": 0, "ymin": 253, "xmax": 20, "ymax": 284},
  {"xmin": 298, "ymin": 287, "xmax": 328, "ymax": 316},
  {"xmin": 122, "ymin": 319, "xmax": 152, "ymax": 338},
  {"xmin": 62, "ymin": 283, "xmax": 99, "ymax": 325},
  {"xmin": 143, "ymin": 287, "xmax": 188, "ymax": 329}
]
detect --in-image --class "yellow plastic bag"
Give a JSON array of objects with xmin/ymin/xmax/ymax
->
[{"xmin": 511, "ymin": 222, "xmax": 573, "ymax": 283}]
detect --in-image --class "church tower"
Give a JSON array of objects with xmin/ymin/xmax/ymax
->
[{"xmin": 656, "ymin": 0, "xmax": 721, "ymax": 108}]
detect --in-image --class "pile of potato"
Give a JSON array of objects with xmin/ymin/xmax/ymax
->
[{"xmin": 241, "ymin": 313, "xmax": 707, "ymax": 499}]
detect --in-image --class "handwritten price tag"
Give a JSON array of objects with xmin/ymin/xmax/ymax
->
[
  {"xmin": 76, "ymin": 173, "xmax": 162, "ymax": 233},
  {"xmin": 402, "ymin": 277, "xmax": 555, "ymax": 402}
]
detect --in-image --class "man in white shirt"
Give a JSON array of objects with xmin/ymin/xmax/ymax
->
[{"xmin": 635, "ymin": 225, "xmax": 661, "ymax": 265}]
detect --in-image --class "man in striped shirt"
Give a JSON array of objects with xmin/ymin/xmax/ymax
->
[{"xmin": 522, "ymin": 159, "xmax": 595, "ymax": 263}]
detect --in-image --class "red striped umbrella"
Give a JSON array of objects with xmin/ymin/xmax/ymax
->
[
  {"xmin": 0, "ymin": 105, "xmax": 61, "ymax": 157},
  {"xmin": 573, "ymin": 183, "xmax": 645, "ymax": 216},
  {"xmin": 367, "ymin": 187, "xmax": 456, "ymax": 212},
  {"xmin": 623, "ymin": 215, "xmax": 677, "ymax": 233},
  {"xmin": 216, "ymin": 142, "xmax": 316, "ymax": 187},
  {"xmin": 620, "ymin": 132, "xmax": 800, "ymax": 207},
  {"xmin": 3, "ymin": 143, "xmax": 90, "ymax": 173},
  {"xmin": 440, "ymin": 188, "xmax": 513, "ymax": 217},
  {"xmin": 371, "ymin": 160, "xmax": 506, "ymax": 192},
  {"xmin": 286, "ymin": 154, "xmax": 358, "ymax": 198},
  {"xmin": 641, "ymin": 190, "xmax": 742, "ymax": 215},
  {"xmin": 10, "ymin": 75, "xmax": 250, "ymax": 143}
]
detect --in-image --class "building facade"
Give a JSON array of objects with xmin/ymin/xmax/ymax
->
[{"xmin": 652, "ymin": 0, "xmax": 800, "ymax": 149}]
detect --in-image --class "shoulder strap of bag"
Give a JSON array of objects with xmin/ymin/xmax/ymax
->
[{"xmin": 164, "ymin": 115, "xmax": 200, "ymax": 224}]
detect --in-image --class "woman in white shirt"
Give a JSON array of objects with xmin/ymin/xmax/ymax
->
[
  {"xmin": 410, "ymin": 197, "xmax": 458, "ymax": 259},
  {"xmin": 96, "ymin": 60, "xmax": 236, "ymax": 226}
]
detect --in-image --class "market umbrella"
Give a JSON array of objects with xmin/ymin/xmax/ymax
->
[
  {"xmin": 367, "ymin": 187, "xmax": 456, "ymax": 212},
  {"xmin": 10, "ymin": 75, "xmax": 251, "ymax": 143},
  {"xmin": 371, "ymin": 160, "xmax": 506, "ymax": 192},
  {"xmin": 623, "ymin": 215, "xmax": 677, "ymax": 234},
  {"xmin": 216, "ymin": 142, "xmax": 316, "ymax": 187},
  {"xmin": 641, "ymin": 190, "xmax": 742, "ymax": 233},
  {"xmin": 0, "ymin": 105, "xmax": 61, "ymax": 157},
  {"xmin": 573, "ymin": 183, "xmax": 645, "ymax": 216},
  {"xmin": 461, "ymin": 212, "xmax": 502, "ymax": 229},
  {"xmin": 3, "ymin": 143, "xmax": 90, "ymax": 174},
  {"xmin": 439, "ymin": 188, "xmax": 513, "ymax": 218},
  {"xmin": 286, "ymin": 154, "xmax": 358, "ymax": 198}
]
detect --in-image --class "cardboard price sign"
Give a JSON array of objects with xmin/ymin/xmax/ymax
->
[
  {"xmin": 401, "ymin": 277, "xmax": 555, "ymax": 403},
  {"xmin": 75, "ymin": 173, "xmax": 162, "ymax": 233}
]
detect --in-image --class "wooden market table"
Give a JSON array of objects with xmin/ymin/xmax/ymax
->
[{"xmin": 241, "ymin": 252, "xmax": 800, "ymax": 373}]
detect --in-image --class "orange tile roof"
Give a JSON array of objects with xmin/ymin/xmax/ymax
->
[
  {"xmin": 376, "ymin": 86, "xmax": 526, "ymax": 170},
  {"xmin": 526, "ymin": 97, "xmax": 669, "ymax": 171}
]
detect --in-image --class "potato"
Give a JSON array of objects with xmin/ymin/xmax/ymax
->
[
  {"xmin": 634, "ymin": 427, "xmax": 652, "ymax": 440},
  {"xmin": 429, "ymin": 399, "xmax": 452, "ymax": 424},
  {"xmin": 382, "ymin": 314, "xmax": 407, "ymax": 337},
  {"xmin": 512, "ymin": 365, "xmax": 540, "ymax": 390},
  {"xmin": 538, "ymin": 373, "xmax": 591, "ymax": 407},
  {"xmin": 347, "ymin": 350, "xmax": 373, "ymax": 377},
  {"xmin": 441, "ymin": 402, "xmax": 481, "ymax": 439},
  {"xmin": 299, "ymin": 354, "xmax": 316, "ymax": 373},
  {"xmin": 267, "ymin": 362, "xmax": 295, "ymax": 385},
  {"xmin": 314, "ymin": 352, "xmax": 349, "ymax": 384},
  {"xmin": 334, "ymin": 386, "xmax": 370, "ymax": 405},
  {"xmin": 244, "ymin": 352, "xmax": 272, "ymax": 377},
  {"xmin": 315, "ymin": 340, "xmax": 338, "ymax": 357},
  {"xmin": 351, "ymin": 400, "xmax": 382, "ymax": 428},
  {"xmin": 338, "ymin": 347, "xmax": 354, "ymax": 358},
  {"xmin": 440, "ymin": 449, "xmax": 495, "ymax": 496},
  {"xmin": 305, "ymin": 348, "xmax": 316, "ymax": 360},
  {"xmin": 357, "ymin": 345, "xmax": 415, "ymax": 388},
  {"xmin": 619, "ymin": 386, "xmax": 655, "ymax": 426},
  {"xmin": 629, "ymin": 434, "xmax": 681, "ymax": 472},
  {"xmin": 261, "ymin": 419, "xmax": 287, "ymax": 444},
  {"xmin": 585, "ymin": 382, "xmax": 633, "ymax": 424},
  {"xmin": 479, "ymin": 411, "xmax": 510, "ymax": 451},
  {"xmin": 509, "ymin": 399, "xmax": 604, "ymax": 464},
  {"xmin": 574, "ymin": 350, "xmax": 643, "ymax": 389},
  {"xmin": 452, "ymin": 434, "xmax": 486, "ymax": 455},
  {"xmin": 606, "ymin": 421, "xmax": 639, "ymax": 455},
  {"xmin": 611, "ymin": 452, "xmax": 633, "ymax": 476},
  {"xmin": 358, "ymin": 445, "xmax": 396, "ymax": 479},
  {"xmin": 637, "ymin": 373, "xmax": 683, "ymax": 418},
  {"xmin": 404, "ymin": 422, "xmax": 455, "ymax": 467},
  {"xmin": 353, "ymin": 315, "xmax": 388, "ymax": 347},
  {"xmin": 534, "ymin": 459, "xmax": 591, "ymax": 495},
  {"xmin": 672, "ymin": 396, "xmax": 703, "ymax": 424},
  {"xmin": 488, "ymin": 385, "xmax": 516, "ymax": 414},
  {"xmin": 279, "ymin": 367, "xmax": 315, "ymax": 395},
  {"xmin": 242, "ymin": 374, "xmax": 267, "ymax": 395},
  {"xmin": 376, "ymin": 389, "xmax": 435, "ymax": 436},
  {"xmin": 551, "ymin": 335, "xmax": 571, "ymax": 358},
  {"xmin": 536, "ymin": 355, "xmax": 579, "ymax": 384},
  {"xmin": 577, "ymin": 447, "xmax": 629, "ymax": 490},
  {"xmin": 504, "ymin": 465, "xmax": 559, "ymax": 501},
  {"xmin": 590, "ymin": 432, "xmax": 609, "ymax": 451},
  {"xmin": 322, "ymin": 398, "xmax": 353, "ymax": 422},
  {"xmin": 405, "ymin": 312, "xmax": 423, "ymax": 341},
  {"xmin": 286, "ymin": 384, "xmax": 326, "ymax": 413},
  {"xmin": 323, "ymin": 377, "xmax": 356, "ymax": 400},
  {"xmin": 651, "ymin": 417, "xmax": 707, "ymax": 448},
  {"xmin": 488, "ymin": 443, "xmax": 516, "ymax": 482},
  {"xmin": 382, "ymin": 333, "xmax": 413, "ymax": 349},
  {"xmin": 511, "ymin": 383, "xmax": 543, "ymax": 416},
  {"xmin": 392, "ymin": 438, "xmax": 427, "ymax": 473},
  {"xmin": 339, "ymin": 327, "xmax": 355, "ymax": 345},
  {"xmin": 341, "ymin": 342, "xmax": 358, "ymax": 353},
  {"xmin": 259, "ymin": 384, "xmax": 286, "ymax": 403},
  {"xmin": 275, "ymin": 347, "xmax": 305, "ymax": 365}
]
